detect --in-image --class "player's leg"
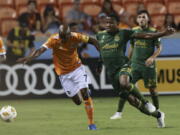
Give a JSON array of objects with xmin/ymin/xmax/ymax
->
[
  {"xmin": 80, "ymin": 88, "xmax": 96, "ymax": 130},
  {"xmin": 74, "ymin": 65, "xmax": 96, "ymax": 130},
  {"xmin": 119, "ymin": 74, "xmax": 148, "ymax": 105},
  {"xmin": 59, "ymin": 65, "xmax": 97, "ymax": 130},
  {"xmin": 149, "ymin": 87, "xmax": 159, "ymax": 110},
  {"xmin": 143, "ymin": 67, "xmax": 159, "ymax": 110},
  {"xmin": 110, "ymin": 67, "xmax": 142, "ymax": 120},
  {"xmin": 110, "ymin": 98, "xmax": 126, "ymax": 119},
  {"xmin": 119, "ymin": 74, "xmax": 165, "ymax": 128},
  {"xmin": 71, "ymin": 92, "xmax": 83, "ymax": 105}
]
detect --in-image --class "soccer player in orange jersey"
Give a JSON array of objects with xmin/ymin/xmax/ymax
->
[
  {"xmin": 17, "ymin": 24, "xmax": 99, "ymax": 130},
  {"xmin": 0, "ymin": 37, "xmax": 6, "ymax": 62}
]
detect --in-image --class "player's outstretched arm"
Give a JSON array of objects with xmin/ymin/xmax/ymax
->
[
  {"xmin": 132, "ymin": 26, "xmax": 176, "ymax": 39},
  {"xmin": 128, "ymin": 45, "xmax": 134, "ymax": 60},
  {"xmin": 88, "ymin": 37, "xmax": 100, "ymax": 51},
  {"xmin": 17, "ymin": 47, "xmax": 47, "ymax": 64}
]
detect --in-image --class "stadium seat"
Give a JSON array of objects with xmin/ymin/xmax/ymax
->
[
  {"xmin": 37, "ymin": 0, "xmax": 57, "ymax": 10},
  {"xmin": 17, "ymin": 6, "xmax": 28, "ymax": 15},
  {"xmin": 165, "ymin": 0, "xmax": 180, "ymax": 14},
  {"xmin": 123, "ymin": 0, "xmax": 141, "ymax": 15},
  {"xmin": 0, "ymin": 19, "xmax": 18, "ymax": 36},
  {"xmin": 81, "ymin": 0, "xmax": 100, "ymax": 3},
  {"xmin": 82, "ymin": 3, "xmax": 101, "ymax": 17},
  {"xmin": 174, "ymin": 14, "xmax": 180, "ymax": 25},
  {"xmin": 151, "ymin": 14, "xmax": 165, "ymax": 30},
  {"xmin": 57, "ymin": 0, "xmax": 73, "ymax": 5},
  {"xmin": 144, "ymin": 0, "xmax": 167, "ymax": 15},
  {"xmin": 112, "ymin": 2, "xmax": 124, "ymax": 15},
  {"xmin": 0, "ymin": 0, "xmax": 14, "ymax": 8},
  {"xmin": 0, "ymin": 7, "xmax": 17, "ymax": 20},
  {"xmin": 122, "ymin": 0, "xmax": 141, "ymax": 2},
  {"xmin": 59, "ymin": 3, "xmax": 73, "ymax": 19},
  {"xmin": 15, "ymin": 0, "xmax": 29, "ymax": 8}
]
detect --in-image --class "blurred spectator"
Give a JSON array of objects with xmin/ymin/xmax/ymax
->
[
  {"xmin": 43, "ymin": 4, "xmax": 60, "ymax": 34},
  {"xmin": 6, "ymin": 17, "xmax": 35, "ymax": 64},
  {"xmin": 98, "ymin": 0, "xmax": 119, "ymax": 22},
  {"xmin": 19, "ymin": 0, "xmax": 42, "ymax": 33},
  {"xmin": 65, "ymin": 0, "xmax": 91, "ymax": 32},
  {"xmin": 164, "ymin": 14, "xmax": 180, "ymax": 31}
]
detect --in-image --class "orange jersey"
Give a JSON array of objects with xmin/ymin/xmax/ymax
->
[
  {"xmin": 42, "ymin": 32, "xmax": 89, "ymax": 75},
  {"xmin": 0, "ymin": 37, "xmax": 5, "ymax": 55}
]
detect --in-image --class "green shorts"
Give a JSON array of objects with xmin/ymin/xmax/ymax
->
[
  {"xmin": 131, "ymin": 63, "xmax": 157, "ymax": 88},
  {"xmin": 111, "ymin": 65, "xmax": 132, "ymax": 99}
]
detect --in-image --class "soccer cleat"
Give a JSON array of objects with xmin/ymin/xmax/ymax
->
[
  {"xmin": 110, "ymin": 112, "xmax": 122, "ymax": 120},
  {"xmin": 145, "ymin": 102, "xmax": 156, "ymax": 113},
  {"xmin": 157, "ymin": 111, "xmax": 165, "ymax": 128},
  {"xmin": 88, "ymin": 124, "xmax": 97, "ymax": 130}
]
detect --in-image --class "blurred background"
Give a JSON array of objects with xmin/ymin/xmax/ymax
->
[{"xmin": 0, "ymin": 0, "xmax": 180, "ymax": 98}]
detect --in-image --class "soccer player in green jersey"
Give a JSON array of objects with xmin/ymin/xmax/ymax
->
[
  {"xmin": 110, "ymin": 10, "xmax": 163, "ymax": 120},
  {"xmin": 96, "ymin": 14, "xmax": 175, "ymax": 128}
]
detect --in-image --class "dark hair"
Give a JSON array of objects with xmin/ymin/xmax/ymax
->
[
  {"xmin": 107, "ymin": 14, "xmax": 120, "ymax": 22},
  {"xmin": 137, "ymin": 10, "xmax": 151, "ymax": 24},
  {"xmin": 43, "ymin": 4, "xmax": 56, "ymax": 18}
]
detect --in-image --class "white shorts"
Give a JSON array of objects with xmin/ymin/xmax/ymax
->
[{"xmin": 59, "ymin": 65, "xmax": 91, "ymax": 97}]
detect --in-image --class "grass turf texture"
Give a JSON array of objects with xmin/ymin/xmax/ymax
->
[{"xmin": 0, "ymin": 96, "xmax": 179, "ymax": 135}]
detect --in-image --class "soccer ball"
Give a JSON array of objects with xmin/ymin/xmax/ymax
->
[{"xmin": 0, "ymin": 105, "xmax": 17, "ymax": 122}]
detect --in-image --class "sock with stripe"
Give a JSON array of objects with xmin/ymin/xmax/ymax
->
[{"xmin": 84, "ymin": 97, "xmax": 94, "ymax": 125}]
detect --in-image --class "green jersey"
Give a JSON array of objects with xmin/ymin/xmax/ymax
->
[
  {"xmin": 96, "ymin": 29, "xmax": 134, "ymax": 75},
  {"xmin": 130, "ymin": 26, "xmax": 161, "ymax": 66}
]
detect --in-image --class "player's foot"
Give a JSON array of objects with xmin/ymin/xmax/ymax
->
[
  {"xmin": 110, "ymin": 112, "xmax": 122, "ymax": 120},
  {"xmin": 157, "ymin": 111, "xmax": 165, "ymax": 128},
  {"xmin": 88, "ymin": 124, "xmax": 97, "ymax": 130},
  {"xmin": 145, "ymin": 102, "xmax": 156, "ymax": 113}
]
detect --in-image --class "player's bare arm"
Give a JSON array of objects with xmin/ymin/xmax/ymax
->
[
  {"xmin": 145, "ymin": 44, "xmax": 162, "ymax": 67},
  {"xmin": 132, "ymin": 27, "xmax": 176, "ymax": 39},
  {"xmin": 128, "ymin": 45, "xmax": 134, "ymax": 60},
  {"xmin": 88, "ymin": 37, "xmax": 100, "ymax": 51},
  {"xmin": 17, "ymin": 47, "xmax": 47, "ymax": 64}
]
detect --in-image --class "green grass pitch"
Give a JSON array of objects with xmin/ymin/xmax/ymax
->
[{"xmin": 0, "ymin": 96, "xmax": 180, "ymax": 135}]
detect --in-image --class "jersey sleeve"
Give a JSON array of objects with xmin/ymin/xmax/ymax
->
[
  {"xmin": 42, "ymin": 36, "xmax": 55, "ymax": 49},
  {"xmin": 154, "ymin": 38, "xmax": 161, "ymax": 47},
  {"xmin": 124, "ymin": 29, "xmax": 135, "ymax": 41},
  {"xmin": 130, "ymin": 38, "xmax": 135, "ymax": 47},
  {"xmin": 74, "ymin": 33, "xmax": 89, "ymax": 43},
  {"xmin": 0, "ymin": 37, "xmax": 6, "ymax": 55}
]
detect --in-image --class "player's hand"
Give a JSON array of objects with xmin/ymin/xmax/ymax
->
[
  {"xmin": 95, "ymin": 59, "xmax": 103, "ymax": 75},
  {"xmin": 145, "ymin": 57, "xmax": 154, "ymax": 67},
  {"xmin": 165, "ymin": 26, "xmax": 176, "ymax": 35}
]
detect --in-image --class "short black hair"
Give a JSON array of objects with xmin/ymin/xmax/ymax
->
[
  {"xmin": 107, "ymin": 14, "xmax": 120, "ymax": 22},
  {"xmin": 137, "ymin": 10, "xmax": 151, "ymax": 24}
]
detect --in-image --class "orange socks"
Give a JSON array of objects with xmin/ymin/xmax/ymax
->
[{"xmin": 84, "ymin": 97, "xmax": 94, "ymax": 125}]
